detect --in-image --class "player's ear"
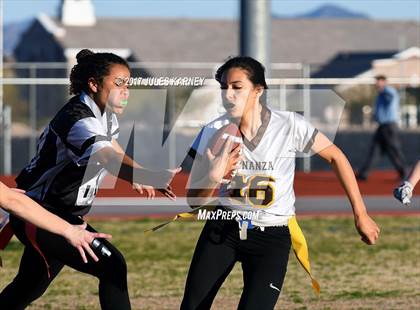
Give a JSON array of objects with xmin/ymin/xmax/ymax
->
[
  {"xmin": 88, "ymin": 77, "xmax": 99, "ymax": 93},
  {"xmin": 255, "ymin": 85, "xmax": 264, "ymax": 98}
]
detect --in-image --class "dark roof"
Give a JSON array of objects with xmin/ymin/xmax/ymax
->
[
  {"xmin": 312, "ymin": 51, "xmax": 397, "ymax": 78},
  {"xmin": 56, "ymin": 18, "xmax": 420, "ymax": 65}
]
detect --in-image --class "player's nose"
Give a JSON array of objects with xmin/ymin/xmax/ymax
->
[
  {"xmin": 224, "ymin": 88, "xmax": 235, "ymax": 101},
  {"xmin": 120, "ymin": 88, "xmax": 129, "ymax": 99}
]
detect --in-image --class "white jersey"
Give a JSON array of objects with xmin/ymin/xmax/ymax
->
[{"xmin": 190, "ymin": 106, "xmax": 318, "ymax": 226}]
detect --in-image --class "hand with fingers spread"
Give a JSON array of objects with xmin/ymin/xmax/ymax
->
[
  {"xmin": 206, "ymin": 137, "xmax": 243, "ymax": 184},
  {"xmin": 158, "ymin": 184, "xmax": 177, "ymax": 201},
  {"xmin": 133, "ymin": 183, "xmax": 177, "ymax": 201},
  {"xmin": 62, "ymin": 223, "xmax": 112, "ymax": 263},
  {"xmin": 355, "ymin": 213, "xmax": 380, "ymax": 245},
  {"xmin": 146, "ymin": 167, "xmax": 181, "ymax": 190},
  {"xmin": 133, "ymin": 183, "xmax": 156, "ymax": 199},
  {"xmin": 153, "ymin": 168, "xmax": 181, "ymax": 200},
  {"xmin": 134, "ymin": 167, "xmax": 180, "ymax": 200}
]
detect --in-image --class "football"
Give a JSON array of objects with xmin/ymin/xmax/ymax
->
[{"xmin": 208, "ymin": 123, "xmax": 243, "ymax": 183}]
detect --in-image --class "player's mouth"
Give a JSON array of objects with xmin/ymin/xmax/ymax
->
[
  {"xmin": 223, "ymin": 102, "xmax": 236, "ymax": 111},
  {"xmin": 113, "ymin": 99, "xmax": 128, "ymax": 109}
]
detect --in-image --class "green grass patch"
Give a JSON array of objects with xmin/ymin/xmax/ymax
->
[
  {"xmin": 0, "ymin": 216, "xmax": 419, "ymax": 309},
  {"xmin": 333, "ymin": 290, "xmax": 402, "ymax": 299}
]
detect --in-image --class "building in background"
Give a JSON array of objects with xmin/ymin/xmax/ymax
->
[
  {"xmin": 11, "ymin": 0, "xmax": 419, "ymax": 75},
  {"xmin": 2, "ymin": 0, "xmax": 420, "ymax": 173}
]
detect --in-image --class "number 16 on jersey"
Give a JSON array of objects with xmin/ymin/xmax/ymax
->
[{"xmin": 228, "ymin": 174, "xmax": 275, "ymax": 208}]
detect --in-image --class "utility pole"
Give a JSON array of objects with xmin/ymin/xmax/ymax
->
[{"xmin": 240, "ymin": 0, "xmax": 271, "ymax": 77}]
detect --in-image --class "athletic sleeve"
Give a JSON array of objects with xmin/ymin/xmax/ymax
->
[
  {"xmin": 293, "ymin": 112, "xmax": 318, "ymax": 153},
  {"xmin": 110, "ymin": 114, "xmax": 120, "ymax": 139},
  {"xmin": 66, "ymin": 117, "xmax": 113, "ymax": 166},
  {"xmin": 189, "ymin": 127, "xmax": 205, "ymax": 159},
  {"xmin": 190, "ymin": 125, "xmax": 221, "ymax": 158},
  {"xmin": 189, "ymin": 116, "xmax": 232, "ymax": 160}
]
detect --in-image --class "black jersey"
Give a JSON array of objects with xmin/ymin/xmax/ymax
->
[{"xmin": 15, "ymin": 92, "xmax": 119, "ymax": 215}]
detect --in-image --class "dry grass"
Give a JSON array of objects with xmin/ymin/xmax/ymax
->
[{"xmin": 0, "ymin": 216, "xmax": 419, "ymax": 309}]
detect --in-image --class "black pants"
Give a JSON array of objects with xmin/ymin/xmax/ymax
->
[
  {"xmin": 181, "ymin": 218, "xmax": 291, "ymax": 310},
  {"xmin": 359, "ymin": 123, "xmax": 407, "ymax": 179},
  {"xmin": 0, "ymin": 212, "xmax": 131, "ymax": 310}
]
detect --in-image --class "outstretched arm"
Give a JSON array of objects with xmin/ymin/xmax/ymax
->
[
  {"xmin": 111, "ymin": 138, "xmax": 175, "ymax": 200},
  {"xmin": 91, "ymin": 145, "xmax": 180, "ymax": 198},
  {"xmin": 311, "ymin": 132, "xmax": 380, "ymax": 245},
  {"xmin": 0, "ymin": 182, "xmax": 111, "ymax": 262}
]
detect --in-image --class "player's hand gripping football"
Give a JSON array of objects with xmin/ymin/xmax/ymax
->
[
  {"xmin": 355, "ymin": 213, "xmax": 380, "ymax": 245},
  {"xmin": 206, "ymin": 137, "xmax": 243, "ymax": 184},
  {"xmin": 393, "ymin": 181, "xmax": 413, "ymax": 206}
]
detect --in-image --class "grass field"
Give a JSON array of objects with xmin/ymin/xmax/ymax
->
[{"xmin": 0, "ymin": 215, "xmax": 419, "ymax": 309}]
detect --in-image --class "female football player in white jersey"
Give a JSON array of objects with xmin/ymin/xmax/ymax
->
[
  {"xmin": 181, "ymin": 56, "xmax": 380, "ymax": 309},
  {"xmin": 0, "ymin": 182, "xmax": 111, "ymax": 263}
]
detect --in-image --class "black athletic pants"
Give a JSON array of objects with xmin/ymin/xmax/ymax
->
[
  {"xmin": 181, "ymin": 218, "xmax": 291, "ymax": 310},
  {"xmin": 359, "ymin": 122, "xmax": 407, "ymax": 179},
  {"xmin": 0, "ymin": 211, "xmax": 131, "ymax": 310}
]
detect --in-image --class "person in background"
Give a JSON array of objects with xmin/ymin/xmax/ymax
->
[{"xmin": 357, "ymin": 75, "xmax": 407, "ymax": 181}]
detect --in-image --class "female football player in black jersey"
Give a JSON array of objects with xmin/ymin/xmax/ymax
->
[{"xmin": 0, "ymin": 49, "xmax": 179, "ymax": 310}]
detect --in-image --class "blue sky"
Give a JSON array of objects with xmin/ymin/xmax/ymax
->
[{"xmin": 3, "ymin": 0, "xmax": 420, "ymax": 24}]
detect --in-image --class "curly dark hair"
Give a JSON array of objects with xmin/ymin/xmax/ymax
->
[{"xmin": 69, "ymin": 49, "xmax": 129, "ymax": 95}]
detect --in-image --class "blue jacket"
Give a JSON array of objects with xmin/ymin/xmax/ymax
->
[{"xmin": 374, "ymin": 86, "xmax": 399, "ymax": 125}]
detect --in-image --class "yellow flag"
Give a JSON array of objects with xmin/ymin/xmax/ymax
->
[
  {"xmin": 288, "ymin": 216, "xmax": 320, "ymax": 295},
  {"xmin": 145, "ymin": 207, "xmax": 320, "ymax": 294}
]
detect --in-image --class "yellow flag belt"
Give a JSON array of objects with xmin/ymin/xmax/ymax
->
[{"xmin": 145, "ymin": 201, "xmax": 320, "ymax": 295}]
